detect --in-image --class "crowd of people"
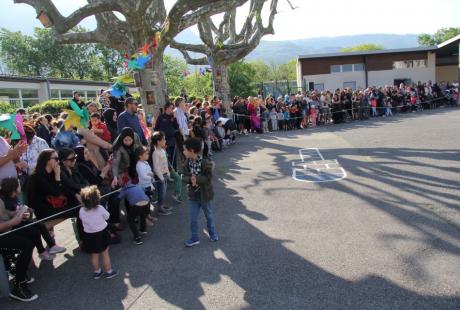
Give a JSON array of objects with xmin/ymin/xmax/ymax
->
[
  {"xmin": 0, "ymin": 91, "xmax": 225, "ymax": 302},
  {"xmin": 232, "ymin": 81, "xmax": 459, "ymax": 132},
  {"xmin": 0, "ymin": 79, "xmax": 458, "ymax": 303}
]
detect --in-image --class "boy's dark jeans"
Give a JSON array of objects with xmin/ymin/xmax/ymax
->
[{"xmin": 126, "ymin": 204, "xmax": 149, "ymax": 238}]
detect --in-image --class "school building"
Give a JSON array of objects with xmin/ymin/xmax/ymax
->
[
  {"xmin": 296, "ymin": 35, "xmax": 460, "ymax": 91},
  {"xmin": 0, "ymin": 75, "xmax": 137, "ymax": 109}
]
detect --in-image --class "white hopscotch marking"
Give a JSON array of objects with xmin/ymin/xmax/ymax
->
[{"xmin": 292, "ymin": 148, "xmax": 347, "ymax": 183}]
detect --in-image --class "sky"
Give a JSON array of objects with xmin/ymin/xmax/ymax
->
[{"xmin": 0, "ymin": 0, "xmax": 459, "ymax": 41}]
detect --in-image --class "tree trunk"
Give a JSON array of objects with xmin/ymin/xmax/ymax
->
[
  {"xmin": 138, "ymin": 53, "xmax": 167, "ymax": 119},
  {"xmin": 211, "ymin": 62, "xmax": 231, "ymax": 113}
]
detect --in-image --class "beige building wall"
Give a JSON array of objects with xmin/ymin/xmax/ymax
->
[
  {"xmin": 436, "ymin": 65, "xmax": 459, "ymax": 83},
  {"xmin": 303, "ymin": 71, "xmax": 366, "ymax": 91}
]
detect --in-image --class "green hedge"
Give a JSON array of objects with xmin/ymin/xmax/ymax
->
[
  {"xmin": 0, "ymin": 101, "xmax": 15, "ymax": 114},
  {"xmin": 28, "ymin": 100, "xmax": 69, "ymax": 116}
]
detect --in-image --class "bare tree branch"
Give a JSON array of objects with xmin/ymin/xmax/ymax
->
[
  {"xmin": 14, "ymin": 0, "xmax": 122, "ymax": 33},
  {"xmin": 177, "ymin": 49, "xmax": 209, "ymax": 65},
  {"xmin": 175, "ymin": 0, "xmax": 278, "ymax": 66},
  {"xmin": 170, "ymin": 41, "xmax": 208, "ymax": 54}
]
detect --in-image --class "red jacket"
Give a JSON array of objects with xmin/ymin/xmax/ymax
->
[{"xmin": 94, "ymin": 122, "xmax": 111, "ymax": 142}]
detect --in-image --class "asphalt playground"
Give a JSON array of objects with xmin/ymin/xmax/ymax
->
[{"xmin": 1, "ymin": 107, "xmax": 460, "ymax": 309}]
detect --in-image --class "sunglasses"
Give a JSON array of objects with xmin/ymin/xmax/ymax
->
[
  {"xmin": 50, "ymin": 156, "xmax": 59, "ymax": 161},
  {"xmin": 65, "ymin": 155, "xmax": 78, "ymax": 161}
]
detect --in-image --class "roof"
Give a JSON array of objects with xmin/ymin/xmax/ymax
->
[
  {"xmin": 0, "ymin": 74, "xmax": 135, "ymax": 87},
  {"xmin": 298, "ymin": 46, "xmax": 437, "ymax": 60},
  {"xmin": 437, "ymin": 34, "xmax": 460, "ymax": 49},
  {"xmin": 298, "ymin": 34, "xmax": 460, "ymax": 60}
]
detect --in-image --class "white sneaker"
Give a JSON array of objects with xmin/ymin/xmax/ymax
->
[
  {"xmin": 48, "ymin": 245, "xmax": 66, "ymax": 254},
  {"xmin": 39, "ymin": 251, "xmax": 55, "ymax": 261}
]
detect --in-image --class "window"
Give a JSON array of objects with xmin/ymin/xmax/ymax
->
[
  {"xmin": 50, "ymin": 89, "xmax": 60, "ymax": 99},
  {"xmin": 330, "ymin": 65, "xmax": 341, "ymax": 73},
  {"xmin": 314, "ymin": 83, "xmax": 324, "ymax": 91},
  {"xmin": 342, "ymin": 64, "xmax": 353, "ymax": 72},
  {"xmin": 393, "ymin": 59, "xmax": 426, "ymax": 70},
  {"xmin": 0, "ymin": 88, "xmax": 39, "ymax": 108},
  {"xmin": 85, "ymin": 90, "xmax": 97, "ymax": 99},
  {"xmin": 20, "ymin": 89, "xmax": 38, "ymax": 99},
  {"xmin": 343, "ymin": 81, "xmax": 356, "ymax": 90},
  {"xmin": 75, "ymin": 90, "xmax": 87, "ymax": 98},
  {"xmin": 0, "ymin": 88, "xmax": 19, "ymax": 98},
  {"xmin": 22, "ymin": 99, "xmax": 40, "ymax": 108},
  {"xmin": 330, "ymin": 63, "xmax": 365, "ymax": 73},
  {"xmin": 353, "ymin": 63, "xmax": 364, "ymax": 71},
  {"xmin": 60, "ymin": 90, "xmax": 74, "ymax": 98}
]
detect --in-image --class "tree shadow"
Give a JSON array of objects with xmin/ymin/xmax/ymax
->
[{"xmin": 2, "ymin": 112, "xmax": 460, "ymax": 309}]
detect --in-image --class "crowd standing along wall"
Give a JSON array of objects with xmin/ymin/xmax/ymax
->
[{"xmin": 298, "ymin": 35, "xmax": 460, "ymax": 91}]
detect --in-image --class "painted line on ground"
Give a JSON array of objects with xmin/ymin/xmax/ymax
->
[{"xmin": 292, "ymin": 148, "xmax": 347, "ymax": 183}]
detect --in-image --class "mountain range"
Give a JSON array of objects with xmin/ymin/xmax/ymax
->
[{"xmin": 166, "ymin": 31, "xmax": 421, "ymax": 65}]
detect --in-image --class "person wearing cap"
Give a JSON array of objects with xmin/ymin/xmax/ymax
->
[{"xmin": 117, "ymin": 97, "xmax": 147, "ymax": 145}]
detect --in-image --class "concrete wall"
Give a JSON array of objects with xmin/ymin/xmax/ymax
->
[
  {"xmin": 436, "ymin": 65, "xmax": 459, "ymax": 83},
  {"xmin": 303, "ymin": 71, "xmax": 366, "ymax": 91},
  {"xmin": 368, "ymin": 52, "xmax": 436, "ymax": 86}
]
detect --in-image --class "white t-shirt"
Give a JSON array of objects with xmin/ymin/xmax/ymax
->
[
  {"xmin": 136, "ymin": 160, "xmax": 154, "ymax": 190},
  {"xmin": 79, "ymin": 205, "xmax": 109, "ymax": 233},
  {"xmin": 217, "ymin": 117, "xmax": 229, "ymax": 125},
  {"xmin": 0, "ymin": 137, "xmax": 17, "ymax": 183}
]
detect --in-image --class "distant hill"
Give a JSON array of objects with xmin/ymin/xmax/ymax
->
[{"xmin": 166, "ymin": 32, "xmax": 421, "ymax": 65}]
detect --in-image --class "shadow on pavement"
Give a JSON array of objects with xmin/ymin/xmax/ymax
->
[{"xmin": 1, "ymin": 107, "xmax": 459, "ymax": 309}]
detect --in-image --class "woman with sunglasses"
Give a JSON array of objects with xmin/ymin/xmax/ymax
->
[
  {"xmin": 27, "ymin": 149, "xmax": 76, "ymax": 232},
  {"xmin": 58, "ymin": 148, "xmax": 89, "ymax": 247}
]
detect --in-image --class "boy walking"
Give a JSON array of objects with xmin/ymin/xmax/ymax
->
[{"xmin": 181, "ymin": 137, "xmax": 218, "ymax": 247}]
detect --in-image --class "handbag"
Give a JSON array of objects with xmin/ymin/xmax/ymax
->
[{"xmin": 46, "ymin": 195, "xmax": 68, "ymax": 209}]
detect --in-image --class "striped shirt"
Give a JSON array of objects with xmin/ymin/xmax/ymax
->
[{"xmin": 174, "ymin": 107, "xmax": 189, "ymax": 136}]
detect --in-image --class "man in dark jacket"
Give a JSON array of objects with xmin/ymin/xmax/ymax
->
[
  {"xmin": 154, "ymin": 102, "xmax": 179, "ymax": 167},
  {"xmin": 117, "ymin": 97, "xmax": 147, "ymax": 145}
]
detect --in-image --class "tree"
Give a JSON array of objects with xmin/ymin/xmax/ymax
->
[
  {"xmin": 0, "ymin": 27, "xmax": 120, "ymax": 80},
  {"xmin": 228, "ymin": 60, "xmax": 257, "ymax": 98},
  {"xmin": 418, "ymin": 27, "xmax": 460, "ymax": 46},
  {"xmin": 251, "ymin": 60, "xmax": 272, "ymax": 82},
  {"xmin": 340, "ymin": 43, "xmax": 384, "ymax": 52},
  {"xmin": 171, "ymin": 0, "xmax": 278, "ymax": 110},
  {"xmin": 183, "ymin": 71, "xmax": 213, "ymax": 98},
  {"xmin": 0, "ymin": 28, "xmax": 46, "ymax": 76},
  {"xmin": 163, "ymin": 55, "xmax": 187, "ymax": 97},
  {"xmin": 14, "ymin": 0, "xmax": 249, "ymax": 116},
  {"xmin": 250, "ymin": 58, "xmax": 296, "ymax": 82}
]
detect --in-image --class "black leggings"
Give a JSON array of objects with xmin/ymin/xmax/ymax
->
[
  {"xmin": 126, "ymin": 203, "xmax": 149, "ymax": 238},
  {"xmin": 14, "ymin": 221, "xmax": 56, "ymax": 254},
  {"xmin": 0, "ymin": 233, "xmax": 33, "ymax": 286}
]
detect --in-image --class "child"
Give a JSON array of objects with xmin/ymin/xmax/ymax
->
[
  {"xmin": 118, "ymin": 182, "xmax": 151, "ymax": 245},
  {"xmin": 309, "ymin": 102, "xmax": 318, "ymax": 127},
  {"xmin": 283, "ymin": 108, "xmax": 291, "ymax": 130},
  {"xmin": 151, "ymin": 131, "xmax": 172, "ymax": 216},
  {"xmin": 135, "ymin": 146, "xmax": 157, "ymax": 226},
  {"xmin": 181, "ymin": 137, "xmax": 218, "ymax": 247},
  {"xmin": 261, "ymin": 108, "xmax": 269, "ymax": 133},
  {"xmin": 277, "ymin": 109, "xmax": 285, "ymax": 131},
  {"xmin": 135, "ymin": 146, "xmax": 154, "ymax": 195},
  {"xmin": 385, "ymin": 97, "xmax": 393, "ymax": 117},
  {"xmin": 89, "ymin": 112, "xmax": 111, "ymax": 143},
  {"xmin": 269, "ymin": 108, "xmax": 278, "ymax": 131},
  {"xmin": 0, "ymin": 177, "xmax": 66, "ymax": 261},
  {"xmin": 79, "ymin": 185, "xmax": 117, "ymax": 279},
  {"xmin": 213, "ymin": 121, "xmax": 228, "ymax": 148},
  {"xmin": 370, "ymin": 97, "xmax": 378, "ymax": 117}
]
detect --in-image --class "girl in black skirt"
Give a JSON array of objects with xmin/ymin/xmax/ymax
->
[{"xmin": 79, "ymin": 185, "xmax": 118, "ymax": 280}]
